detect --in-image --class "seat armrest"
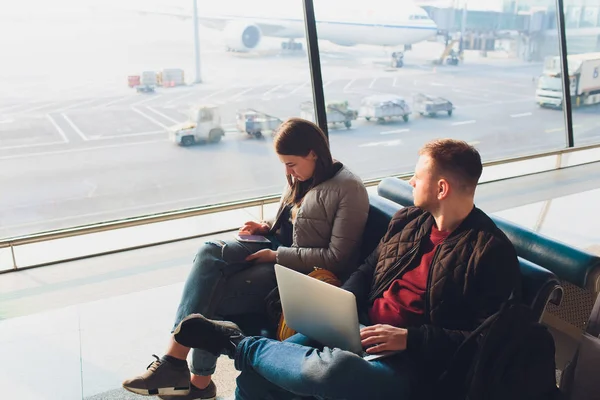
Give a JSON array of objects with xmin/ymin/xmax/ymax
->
[{"xmin": 519, "ymin": 257, "xmax": 563, "ymax": 321}]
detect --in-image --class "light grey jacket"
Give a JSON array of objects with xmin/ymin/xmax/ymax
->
[{"xmin": 272, "ymin": 165, "xmax": 369, "ymax": 276}]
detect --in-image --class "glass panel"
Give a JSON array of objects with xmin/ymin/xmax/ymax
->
[
  {"xmin": 562, "ymin": 1, "xmax": 600, "ymax": 146},
  {"xmin": 0, "ymin": 0, "xmax": 312, "ymax": 239},
  {"xmin": 312, "ymin": 0, "xmax": 568, "ymax": 180}
]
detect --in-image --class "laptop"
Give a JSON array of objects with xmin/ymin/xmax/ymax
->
[{"xmin": 274, "ymin": 264, "xmax": 400, "ymax": 362}]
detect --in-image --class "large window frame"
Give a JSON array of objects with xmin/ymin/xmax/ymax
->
[{"xmin": 1, "ymin": 0, "xmax": 597, "ymax": 272}]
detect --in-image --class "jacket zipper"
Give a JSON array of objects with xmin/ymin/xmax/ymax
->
[
  {"xmin": 369, "ymin": 241, "xmax": 421, "ymax": 302},
  {"xmin": 424, "ymin": 244, "xmax": 443, "ymax": 324}
]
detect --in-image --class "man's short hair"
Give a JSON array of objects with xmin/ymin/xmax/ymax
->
[{"xmin": 419, "ymin": 139, "xmax": 482, "ymax": 192}]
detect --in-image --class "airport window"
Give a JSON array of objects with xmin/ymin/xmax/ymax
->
[
  {"xmin": 312, "ymin": 0, "xmax": 569, "ymax": 180},
  {"xmin": 562, "ymin": 1, "xmax": 600, "ymax": 146},
  {"xmin": 0, "ymin": 0, "xmax": 312, "ymax": 239},
  {"xmin": 1, "ymin": 0, "xmax": 595, "ymax": 241}
]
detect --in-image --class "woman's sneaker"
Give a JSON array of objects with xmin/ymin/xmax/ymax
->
[
  {"xmin": 122, "ymin": 355, "xmax": 190, "ymax": 396},
  {"xmin": 159, "ymin": 381, "xmax": 217, "ymax": 400}
]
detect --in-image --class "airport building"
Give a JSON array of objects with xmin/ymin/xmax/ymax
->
[{"xmin": 417, "ymin": 0, "xmax": 600, "ymax": 60}]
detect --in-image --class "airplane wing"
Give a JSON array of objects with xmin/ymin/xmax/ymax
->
[
  {"xmin": 197, "ymin": 16, "xmax": 290, "ymax": 36},
  {"xmin": 133, "ymin": 9, "xmax": 290, "ymax": 36}
]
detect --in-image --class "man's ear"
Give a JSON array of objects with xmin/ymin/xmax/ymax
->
[{"xmin": 438, "ymin": 179, "xmax": 450, "ymax": 200}]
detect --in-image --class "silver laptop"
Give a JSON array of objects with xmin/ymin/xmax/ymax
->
[{"xmin": 274, "ymin": 264, "xmax": 399, "ymax": 361}]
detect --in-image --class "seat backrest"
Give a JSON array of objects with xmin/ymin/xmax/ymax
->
[
  {"xmin": 492, "ymin": 215, "xmax": 600, "ymax": 292},
  {"xmin": 377, "ymin": 177, "xmax": 600, "ymax": 288},
  {"xmin": 359, "ymin": 194, "xmax": 402, "ymax": 262},
  {"xmin": 377, "ymin": 177, "xmax": 415, "ymax": 207}
]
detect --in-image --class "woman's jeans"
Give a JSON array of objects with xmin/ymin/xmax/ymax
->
[{"xmin": 172, "ymin": 238, "xmax": 278, "ymax": 376}]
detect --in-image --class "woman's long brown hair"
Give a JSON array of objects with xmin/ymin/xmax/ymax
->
[{"xmin": 274, "ymin": 118, "xmax": 336, "ymax": 205}]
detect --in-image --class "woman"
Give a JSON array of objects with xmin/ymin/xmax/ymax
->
[{"xmin": 123, "ymin": 118, "xmax": 369, "ymax": 400}]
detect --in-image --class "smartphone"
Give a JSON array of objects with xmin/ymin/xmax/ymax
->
[{"xmin": 235, "ymin": 234, "xmax": 272, "ymax": 244}]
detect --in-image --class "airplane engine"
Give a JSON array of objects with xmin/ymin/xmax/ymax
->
[{"xmin": 224, "ymin": 21, "xmax": 262, "ymax": 51}]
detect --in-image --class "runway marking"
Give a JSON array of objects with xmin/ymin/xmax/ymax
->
[
  {"xmin": 392, "ymin": 77, "xmax": 398, "ymax": 87},
  {"xmin": 510, "ymin": 112, "xmax": 532, "ymax": 118},
  {"xmin": 343, "ymin": 79, "xmax": 356, "ymax": 93},
  {"xmin": 225, "ymin": 87, "xmax": 255, "ymax": 102},
  {"xmin": 451, "ymin": 120, "xmax": 476, "ymax": 126},
  {"xmin": 130, "ymin": 107, "xmax": 170, "ymax": 130},
  {"xmin": 95, "ymin": 96, "xmax": 131, "ymax": 108},
  {"xmin": 544, "ymin": 124, "xmax": 582, "ymax": 133},
  {"xmin": 61, "ymin": 113, "xmax": 89, "ymax": 141},
  {"xmin": 0, "ymin": 104, "xmax": 26, "ymax": 113},
  {"xmin": 146, "ymin": 106, "xmax": 182, "ymax": 124},
  {"xmin": 369, "ymin": 78, "xmax": 377, "ymax": 89},
  {"xmin": 164, "ymin": 91, "xmax": 200, "ymax": 106},
  {"xmin": 262, "ymin": 85, "xmax": 283, "ymax": 97},
  {"xmin": 0, "ymin": 138, "xmax": 169, "ymax": 161},
  {"xmin": 200, "ymin": 87, "xmax": 234, "ymax": 102},
  {"xmin": 289, "ymin": 81, "xmax": 309, "ymax": 95},
  {"xmin": 457, "ymin": 85, "xmax": 531, "ymax": 99},
  {"xmin": 487, "ymin": 79, "xmax": 531, "ymax": 88},
  {"xmin": 430, "ymin": 82, "xmax": 446, "ymax": 87},
  {"xmin": 0, "ymin": 140, "xmax": 67, "ymax": 151},
  {"xmin": 359, "ymin": 139, "xmax": 402, "ymax": 147},
  {"xmin": 450, "ymin": 91, "xmax": 492, "ymax": 102},
  {"xmin": 130, "ymin": 94, "xmax": 163, "ymax": 106},
  {"xmin": 455, "ymin": 99, "xmax": 531, "ymax": 110},
  {"xmin": 83, "ymin": 179, "xmax": 97, "ymax": 198},
  {"xmin": 87, "ymin": 130, "xmax": 165, "ymax": 140},
  {"xmin": 55, "ymin": 98, "xmax": 97, "ymax": 112},
  {"xmin": 46, "ymin": 114, "xmax": 69, "ymax": 143},
  {"xmin": 0, "ymin": 118, "xmax": 15, "ymax": 124},
  {"xmin": 14, "ymin": 102, "xmax": 60, "ymax": 114},
  {"xmin": 323, "ymin": 81, "xmax": 332, "ymax": 88},
  {"xmin": 380, "ymin": 129, "xmax": 409, "ymax": 135}
]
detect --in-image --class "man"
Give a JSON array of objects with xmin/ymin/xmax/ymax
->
[{"xmin": 172, "ymin": 139, "xmax": 522, "ymax": 400}]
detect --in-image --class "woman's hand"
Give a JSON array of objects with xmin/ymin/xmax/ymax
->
[
  {"xmin": 246, "ymin": 249, "xmax": 277, "ymax": 264},
  {"xmin": 360, "ymin": 324, "xmax": 408, "ymax": 353},
  {"xmin": 239, "ymin": 221, "xmax": 270, "ymax": 236}
]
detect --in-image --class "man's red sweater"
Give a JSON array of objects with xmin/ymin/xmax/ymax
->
[{"xmin": 369, "ymin": 226, "xmax": 450, "ymax": 327}]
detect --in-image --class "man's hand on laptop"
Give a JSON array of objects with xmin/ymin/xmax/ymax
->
[{"xmin": 360, "ymin": 325, "xmax": 408, "ymax": 353}]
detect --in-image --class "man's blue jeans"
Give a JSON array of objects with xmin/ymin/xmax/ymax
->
[
  {"xmin": 234, "ymin": 333, "xmax": 416, "ymax": 400},
  {"xmin": 171, "ymin": 239, "xmax": 277, "ymax": 376}
]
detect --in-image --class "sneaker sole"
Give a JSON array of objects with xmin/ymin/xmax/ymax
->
[
  {"xmin": 122, "ymin": 385, "xmax": 191, "ymax": 396},
  {"xmin": 173, "ymin": 313, "xmax": 240, "ymax": 350}
]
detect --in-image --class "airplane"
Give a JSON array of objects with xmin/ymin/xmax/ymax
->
[{"xmin": 136, "ymin": 0, "xmax": 439, "ymax": 68}]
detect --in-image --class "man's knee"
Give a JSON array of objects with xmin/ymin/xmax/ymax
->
[{"xmin": 300, "ymin": 349, "xmax": 360, "ymax": 387}]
